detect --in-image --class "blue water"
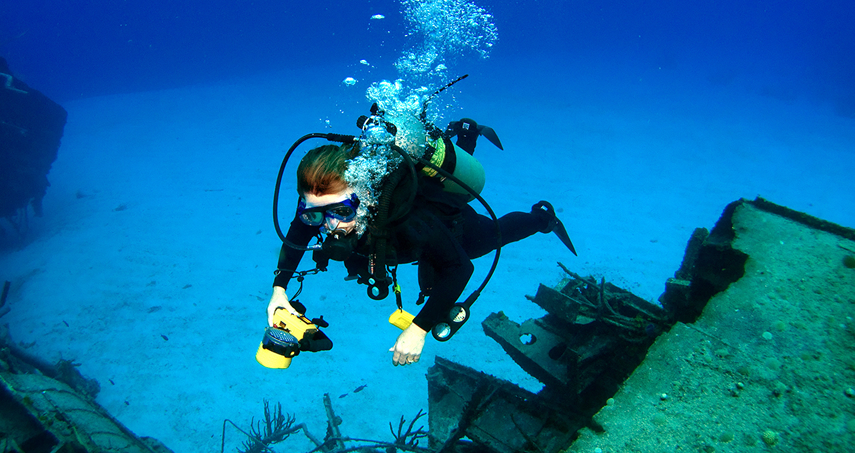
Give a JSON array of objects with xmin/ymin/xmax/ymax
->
[
  {"xmin": 3, "ymin": 0, "xmax": 854, "ymax": 110},
  {"xmin": 2, "ymin": 1, "xmax": 854, "ymax": 452}
]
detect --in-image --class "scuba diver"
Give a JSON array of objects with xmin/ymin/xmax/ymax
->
[{"xmin": 262, "ymin": 80, "xmax": 576, "ymax": 368}]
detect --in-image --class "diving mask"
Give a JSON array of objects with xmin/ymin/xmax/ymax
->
[{"xmin": 297, "ymin": 193, "xmax": 360, "ymax": 227}]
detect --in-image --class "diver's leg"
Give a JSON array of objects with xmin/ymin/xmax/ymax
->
[
  {"xmin": 461, "ymin": 206, "xmax": 548, "ymax": 259},
  {"xmin": 462, "ymin": 202, "xmax": 576, "ymax": 258}
]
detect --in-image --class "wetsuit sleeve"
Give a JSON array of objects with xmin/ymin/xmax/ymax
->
[
  {"xmin": 405, "ymin": 217, "xmax": 474, "ymax": 332},
  {"xmin": 272, "ymin": 216, "xmax": 318, "ymax": 290}
]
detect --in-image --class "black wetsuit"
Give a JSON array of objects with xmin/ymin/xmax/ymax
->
[{"xmin": 273, "ymin": 182, "xmax": 550, "ymax": 331}]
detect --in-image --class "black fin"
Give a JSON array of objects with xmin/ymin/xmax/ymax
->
[
  {"xmin": 552, "ymin": 218, "xmax": 577, "ymax": 256},
  {"xmin": 533, "ymin": 201, "xmax": 578, "ymax": 256},
  {"xmin": 445, "ymin": 118, "xmax": 503, "ymax": 154},
  {"xmin": 455, "ymin": 118, "xmax": 480, "ymax": 154},
  {"xmin": 477, "ymin": 125, "xmax": 503, "ymax": 150}
]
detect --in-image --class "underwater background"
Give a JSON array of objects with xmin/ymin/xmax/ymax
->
[{"xmin": 1, "ymin": 0, "xmax": 854, "ymax": 451}]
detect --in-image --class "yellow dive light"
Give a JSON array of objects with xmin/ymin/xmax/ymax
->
[{"xmin": 256, "ymin": 309, "xmax": 324, "ymax": 369}]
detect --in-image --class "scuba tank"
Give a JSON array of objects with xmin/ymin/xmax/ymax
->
[{"xmin": 421, "ymin": 135, "xmax": 486, "ymax": 199}]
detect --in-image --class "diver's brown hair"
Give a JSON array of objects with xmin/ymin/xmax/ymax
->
[{"xmin": 297, "ymin": 143, "xmax": 359, "ymax": 196}]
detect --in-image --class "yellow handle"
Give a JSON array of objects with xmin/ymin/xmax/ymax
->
[{"xmin": 388, "ymin": 309, "xmax": 415, "ymax": 330}]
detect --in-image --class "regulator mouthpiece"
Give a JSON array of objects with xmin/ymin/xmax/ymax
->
[{"xmin": 322, "ymin": 228, "xmax": 358, "ymax": 261}]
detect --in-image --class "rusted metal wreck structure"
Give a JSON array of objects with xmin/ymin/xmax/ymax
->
[{"xmin": 422, "ymin": 198, "xmax": 808, "ymax": 453}]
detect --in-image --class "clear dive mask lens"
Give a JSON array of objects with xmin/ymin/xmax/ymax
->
[{"xmin": 297, "ymin": 194, "xmax": 360, "ymax": 227}]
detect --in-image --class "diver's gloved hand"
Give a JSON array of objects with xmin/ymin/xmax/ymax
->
[
  {"xmin": 389, "ymin": 323, "xmax": 427, "ymax": 366},
  {"xmin": 267, "ymin": 286, "xmax": 300, "ymax": 327}
]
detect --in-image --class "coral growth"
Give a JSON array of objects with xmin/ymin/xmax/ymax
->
[
  {"xmin": 223, "ymin": 396, "xmax": 431, "ymax": 453},
  {"xmin": 239, "ymin": 400, "xmax": 297, "ymax": 453}
]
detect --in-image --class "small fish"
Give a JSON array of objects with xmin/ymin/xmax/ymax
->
[
  {"xmin": 109, "ymin": 379, "xmax": 115, "ymax": 385},
  {"xmin": 370, "ymin": 14, "xmax": 385, "ymax": 20},
  {"xmin": 63, "ymin": 320, "xmax": 69, "ymax": 327},
  {"xmin": 161, "ymin": 334, "xmax": 169, "ymax": 341},
  {"xmin": 354, "ymin": 384, "xmax": 367, "ymax": 393}
]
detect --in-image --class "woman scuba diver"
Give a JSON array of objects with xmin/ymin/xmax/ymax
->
[{"xmin": 264, "ymin": 105, "xmax": 577, "ymax": 367}]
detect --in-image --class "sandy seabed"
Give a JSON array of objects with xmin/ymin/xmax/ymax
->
[{"xmin": 1, "ymin": 62, "xmax": 853, "ymax": 452}]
